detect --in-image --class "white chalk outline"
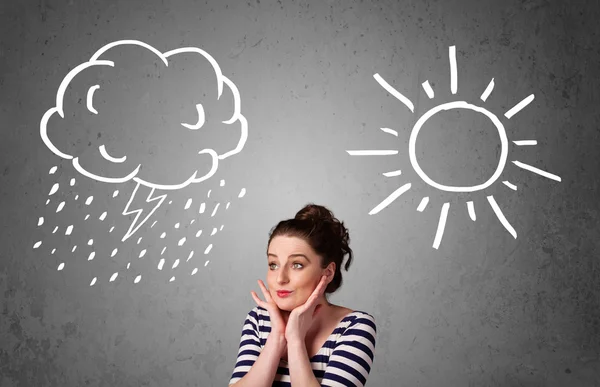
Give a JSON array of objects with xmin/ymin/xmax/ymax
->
[
  {"xmin": 502, "ymin": 180, "xmax": 517, "ymax": 191},
  {"xmin": 513, "ymin": 140, "xmax": 537, "ymax": 146},
  {"xmin": 41, "ymin": 40, "xmax": 248, "ymax": 190},
  {"xmin": 373, "ymin": 73, "xmax": 414, "ymax": 113},
  {"xmin": 449, "ymin": 46, "xmax": 457, "ymax": 94},
  {"xmin": 505, "ymin": 94, "xmax": 534, "ymax": 119},
  {"xmin": 480, "ymin": 79, "xmax": 495, "ymax": 102},
  {"xmin": 99, "ymin": 145, "xmax": 126, "ymax": 163},
  {"xmin": 417, "ymin": 197, "xmax": 429, "ymax": 212},
  {"xmin": 466, "ymin": 201, "xmax": 476, "ymax": 221},
  {"xmin": 382, "ymin": 170, "xmax": 402, "ymax": 177},
  {"xmin": 368, "ymin": 183, "xmax": 411, "ymax": 215},
  {"xmin": 512, "ymin": 160, "xmax": 561, "ymax": 182},
  {"xmin": 41, "ymin": 60, "xmax": 116, "ymax": 160},
  {"xmin": 433, "ymin": 203, "xmax": 450, "ymax": 249},
  {"xmin": 348, "ymin": 44, "xmax": 561, "ymax": 249},
  {"xmin": 409, "ymin": 101, "xmax": 508, "ymax": 192},
  {"xmin": 346, "ymin": 150, "xmax": 398, "ymax": 156},
  {"xmin": 380, "ymin": 127, "xmax": 398, "ymax": 137},
  {"xmin": 181, "ymin": 103, "xmax": 206, "ymax": 130},
  {"xmin": 87, "ymin": 85, "xmax": 100, "ymax": 114},
  {"xmin": 422, "ymin": 80, "xmax": 434, "ymax": 99},
  {"xmin": 39, "ymin": 39, "xmax": 249, "ymax": 243},
  {"xmin": 487, "ymin": 195, "xmax": 516, "ymax": 238}
]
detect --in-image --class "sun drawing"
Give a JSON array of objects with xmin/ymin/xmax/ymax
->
[{"xmin": 347, "ymin": 45, "xmax": 561, "ymax": 249}]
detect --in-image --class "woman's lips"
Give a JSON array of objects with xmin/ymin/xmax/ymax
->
[{"xmin": 276, "ymin": 291, "xmax": 293, "ymax": 298}]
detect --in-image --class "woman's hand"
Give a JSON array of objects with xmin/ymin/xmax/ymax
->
[
  {"xmin": 251, "ymin": 279, "xmax": 287, "ymax": 337},
  {"xmin": 285, "ymin": 275, "xmax": 329, "ymax": 344}
]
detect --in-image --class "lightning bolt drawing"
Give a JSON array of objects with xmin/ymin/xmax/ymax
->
[{"xmin": 121, "ymin": 181, "xmax": 167, "ymax": 242}]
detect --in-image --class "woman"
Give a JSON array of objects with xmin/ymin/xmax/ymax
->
[{"xmin": 229, "ymin": 203, "xmax": 377, "ymax": 386}]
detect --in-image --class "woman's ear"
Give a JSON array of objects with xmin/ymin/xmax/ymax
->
[{"xmin": 325, "ymin": 263, "xmax": 336, "ymax": 282}]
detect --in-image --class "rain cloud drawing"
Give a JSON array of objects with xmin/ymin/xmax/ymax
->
[
  {"xmin": 40, "ymin": 40, "xmax": 247, "ymax": 241},
  {"xmin": 35, "ymin": 40, "xmax": 248, "ymax": 284},
  {"xmin": 347, "ymin": 45, "xmax": 561, "ymax": 249}
]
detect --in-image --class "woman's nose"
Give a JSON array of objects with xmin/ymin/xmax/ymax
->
[{"xmin": 277, "ymin": 270, "xmax": 289, "ymax": 283}]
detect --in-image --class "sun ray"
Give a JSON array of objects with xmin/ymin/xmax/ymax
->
[
  {"xmin": 487, "ymin": 195, "xmax": 517, "ymax": 238},
  {"xmin": 466, "ymin": 201, "xmax": 476, "ymax": 221},
  {"xmin": 380, "ymin": 127, "xmax": 398, "ymax": 136},
  {"xmin": 422, "ymin": 80, "xmax": 434, "ymax": 99},
  {"xmin": 512, "ymin": 140, "xmax": 537, "ymax": 146},
  {"xmin": 505, "ymin": 94, "xmax": 534, "ymax": 119},
  {"xmin": 449, "ymin": 46, "xmax": 457, "ymax": 94},
  {"xmin": 382, "ymin": 170, "xmax": 402, "ymax": 177},
  {"xmin": 369, "ymin": 183, "xmax": 411, "ymax": 215},
  {"xmin": 433, "ymin": 202, "xmax": 450, "ymax": 249},
  {"xmin": 502, "ymin": 181, "xmax": 517, "ymax": 190},
  {"xmin": 480, "ymin": 78, "xmax": 495, "ymax": 102},
  {"xmin": 373, "ymin": 73, "xmax": 415, "ymax": 113},
  {"xmin": 512, "ymin": 160, "xmax": 561, "ymax": 182},
  {"xmin": 417, "ymin": 196, "xmax": 429, "ymax": 212},
  {"xmin": 346, "ymin": 150, "xmax": 399, "ymax": 156}
]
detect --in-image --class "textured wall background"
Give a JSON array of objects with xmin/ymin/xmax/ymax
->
[{"xmin": 1, "ymin": 0, "xmax": 599, "ymax": 385}]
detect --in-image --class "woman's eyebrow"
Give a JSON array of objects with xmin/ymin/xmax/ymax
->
[{"xmin": 267, "ymin": 253, "xmax": 310, "ymax": 262}]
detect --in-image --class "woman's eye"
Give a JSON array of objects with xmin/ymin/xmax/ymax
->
[{"xmin": 268, "ymin": 263, "xmax": 302, "ymax": 269}]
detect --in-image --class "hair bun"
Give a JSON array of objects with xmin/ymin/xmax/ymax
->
[
  {"xmin": 295, "ymin": 204, "xmax": 349, "ymax": 245},
  {"xmin": 294, "ymin": 203, "xmax": 334, "ymax": 223}
]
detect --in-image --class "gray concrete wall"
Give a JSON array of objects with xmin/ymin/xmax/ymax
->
[{"xmin": 1, "ymin": 0, "xmax": 599, "ymax": 385}]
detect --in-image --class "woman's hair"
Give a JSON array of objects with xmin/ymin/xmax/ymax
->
[{"xmin": 267, "ymin": 203, "xmax": 353, "ymax": 295}]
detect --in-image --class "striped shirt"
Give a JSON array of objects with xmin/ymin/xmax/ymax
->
[{"xmin": 229, "ymin": 306, "xmax": 377, "ymax": 386}]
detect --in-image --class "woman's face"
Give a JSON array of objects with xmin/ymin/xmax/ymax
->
[{"xmin": 266, "ymin": 235, "xmax": 334, "ymax": 311}]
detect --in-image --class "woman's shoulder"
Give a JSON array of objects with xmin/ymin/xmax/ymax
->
[
  {"xmin": 333, "ymin": 308, "xmax": 377, "ymax": 352},
  {"xmin": 244, "ymin": 305, "xmax": 270, "ymax": 322},
  {"xmin": 337, "ymin": 307, "xmax": 377, "ymax": 331},
  {"xmin": 334, "ymin": 305, "xmax": 375, "ymax": 319}
]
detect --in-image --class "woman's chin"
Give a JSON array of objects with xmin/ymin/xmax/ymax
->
[{"xmin": 275, "ymin": 301, "xmax": 295, "ymax": 311}]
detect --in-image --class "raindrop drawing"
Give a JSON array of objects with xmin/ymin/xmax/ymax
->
[
  {"xmin": 36, "ymin": 39, "xmax": 249, "ymax": 284},
  {"xmin": 347, "ymin": 45, "xmax": 561, "ymax": 249}
]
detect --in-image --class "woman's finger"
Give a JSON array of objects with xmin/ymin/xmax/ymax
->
[
  {"xmin": 301, "ymin": 276, "xmax": 328, "ymax": 313},
  {"xmin": 317, "ymin": 275, "xmax": 328, "ymax": 294},
  {"xmin": 251, "ymin": 291, "xmax": 265, "ymax": 308},
  {"xmin": 309, "ymin": 276, "xmax": 328, "ymax": 301},
  {"xmin": 257, "ymin": 279, "xmax": 273, "ymax": 303}
]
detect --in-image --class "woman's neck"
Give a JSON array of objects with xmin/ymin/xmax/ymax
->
[{"xmin": 281, "ymin": 298, "xmax": 333, "ymax": 325}]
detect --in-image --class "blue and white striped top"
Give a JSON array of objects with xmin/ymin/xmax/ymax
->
[{"xmin": 229, "ymin": 306, "xmax": 377, "ymax": 386}]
